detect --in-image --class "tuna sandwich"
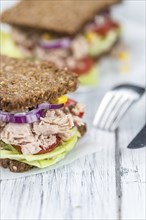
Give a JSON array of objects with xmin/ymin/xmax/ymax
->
[
  {"xmin": 1, "ymin": 0, "xmax": 121, "ymax": 85},
  {"xmin": 0, "ymin": 55, "xmax": 86, "ymax": 172}
]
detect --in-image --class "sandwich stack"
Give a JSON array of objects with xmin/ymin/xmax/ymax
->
[{"xmin": 0, "ymin": 55, "xmax": 86, "ymax": 172}]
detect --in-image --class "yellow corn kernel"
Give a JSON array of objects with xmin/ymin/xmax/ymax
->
[
  {"xmin": 42, "ymin": 33, "xmax": 51, "ymax": 40},
  {"xmin": 85, "ymin": 32, "xmax": 97, "ymax": 42},
  {"xmin": 56, "ymin": 96, "xmax": 68, "ymax": 104},
  {"xmin": 120, "ymin": 65, "xmax": 129, "ymax": 74},
  {"xmin": 118, "ymin": 51, "xmax": 129, "ymax": 61}
]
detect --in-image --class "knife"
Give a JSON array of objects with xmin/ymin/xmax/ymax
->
[{"xmin": 127, "ymin": 124, "xmax": 146, "ymax": 149}]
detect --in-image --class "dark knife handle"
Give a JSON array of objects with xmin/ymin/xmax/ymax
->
[{"xmin": 127, "ymin": 124, "xmax": 146, "ymax": 149}]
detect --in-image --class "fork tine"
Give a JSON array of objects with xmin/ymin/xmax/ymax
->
[
  {"xmin": 112, "ymin": 95, "xmax": 140, "ymax": 130},
  {"xmin": 93, "ymin": 91, "xmax": 115, "ymax": 127},
  {"xmin": 98, "ymin": 92, "xmax": 123, "ymax": 129},
  {"xmin": 110, "ymin": 99, "xmax": 134, "ymax": 131},
  {"xmin": 104, "ymin": 95, "xmax": 129, "ymax": 130},
  {"xmin": 93, "ymin": 84, "xmax": 144, "ymax": 131}
]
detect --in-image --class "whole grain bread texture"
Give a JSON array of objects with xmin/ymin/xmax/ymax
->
[
  {"xmin": 0, "ymin": 55, "xmax": 78, "ymax": 112},
  {"xmin": 1, "ymin": 0, "xmax": 120, "ymax": 35},
  {"xmin": 0, "ymin": 159, "xmax": 33, "ymax": 172}
]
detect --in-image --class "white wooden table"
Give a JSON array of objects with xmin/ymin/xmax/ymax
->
[{"xmin": 0, "ymin": 1, "xmax": 145, "ymax": 219}]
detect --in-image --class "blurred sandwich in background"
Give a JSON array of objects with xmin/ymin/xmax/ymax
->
[{"xmin": 1, "ymin": 0, "xmax": 121, "ymax": 85}]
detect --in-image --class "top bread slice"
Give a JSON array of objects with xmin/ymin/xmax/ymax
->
[
  {"xmin": 0, "ymin": 55, "xmax": 78, "ymax": 112},
  {"xmin": 1, "ymin": 0, "xmax": 120, "ymax": 35}
]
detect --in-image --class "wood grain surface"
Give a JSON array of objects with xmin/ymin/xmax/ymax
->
[{"xmin": 0, "ymin": 1, "xmax": 145, "ymax": 219}]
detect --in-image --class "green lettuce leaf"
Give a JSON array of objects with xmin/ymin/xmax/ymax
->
[
  {"xmin": 1, "ymin": 31, "xmax": 23, "ymax": 58},
  {"xmin": 79, "ymin": 65, "xmax": 99, "ymax": 86},
  {"xmin": 0, "ymin": 130, "xmax": 80, "ymax": 168},
  {"xmin": 88, "ymin": 29, "xmax": 121, "ymax": 57},
  {"xmin": 0, "ymin": 141, "xmax": 18, "ymax": 152}
]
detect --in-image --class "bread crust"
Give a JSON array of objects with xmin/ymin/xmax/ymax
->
[
  {"xmin": 0, "ymin": 55, "xmax": 78, "ymax": 112},
  {"xmin": 1, "ymin": 0, "xmax": 120, "ymax": 35},
  {"xmin": 0, "ymin": 159, "xmax": 33, "ymax": 172}
]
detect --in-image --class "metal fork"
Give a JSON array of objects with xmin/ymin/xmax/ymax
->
[{"xmin": 93, "ymin": 84, "xmax": 145, "ymax": 131}]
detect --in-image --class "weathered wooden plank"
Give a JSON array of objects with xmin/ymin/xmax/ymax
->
[
  {"xmin": 118, "ymin": 97, "xmax": 146, "ymax": 220},
  {"xmin": 40, "ymin": 132, "xmax": 117, "ymax": 220}
]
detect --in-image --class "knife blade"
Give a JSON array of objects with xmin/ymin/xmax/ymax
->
[{"xmin": 127, "ymin": 124, "xmax": 146, "ymax": 149}]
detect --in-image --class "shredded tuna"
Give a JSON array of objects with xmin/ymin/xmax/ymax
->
[
  {"xmin": 71, "ymin": 103, "xmax": 85, "ymax": 116},
  {"xmin": 0, "ymin": 122, "xmax": 6, "ymax": 133},
  {"xmin": 0, "ymin": 106, "xmax": 85, "ymax": 155},
  {"xmin": 73, "ymin": 116, "xmax": 84, "ymax": 126},
  {"xmin": 0, "ymin": 123, "xmax": 41, "ymax": 154},
  {"xmin": 33, "ymin": 110, "xmax": 74, "ymax": 140},
  {"xmin": 11, "ymin": 27, "xmax": 89, "ymax": 69},
  {"xmin": 71, "ymin": 36, "xmax": 89, "ymax": 59}
]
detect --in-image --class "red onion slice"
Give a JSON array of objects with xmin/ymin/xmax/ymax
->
[
  {"xmin": 0, "ymin": 109, "xmax": 45, "ymax": 124},
  {"xmin": 37, "ymin": 103, "xmax": 64, "ymax": 110},
  {"xmin": 0, "ymin": 103, "xmax": 64, "ymax": 124},
  {"xmin": 39, "ymin": 38, "xmax": 71, "ymax": 49}
]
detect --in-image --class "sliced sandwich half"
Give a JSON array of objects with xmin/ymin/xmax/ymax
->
[{"xmin": 0, "ymin": 55, "xmax": 86, "ymax": 172}]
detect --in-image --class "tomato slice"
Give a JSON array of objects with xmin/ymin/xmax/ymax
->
[
  {"xmin": 71, "ymin": 57, "xmax": 94, "ymax": 75},
  {"xmin": 36, "ymin": 137, "xmax": 61, "ymax": 155},
  {"xmin": 79, "ymin": 112, "xmax": 84, "ymax": 118},
  {"xmin": 65, "ymin": 99, "xmax": 84, "ymax": 118},
  {"xmin": 92, "ymin": 20, "xmax": 119, "ymax": 36},
  {"xmin": 13, "ymin": 145, "xmax": 22, "ymax": 153},
  {"xmin": 13, "ymin": 137, "xmax": 61, "ymax": 155},
  {"xmin": 65, "ymin": 98, "xmax": 77, "ymax": 107}
]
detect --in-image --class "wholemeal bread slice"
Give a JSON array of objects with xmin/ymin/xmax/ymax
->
[
  {"xmin": 0, "ymin": 55, "xmax": 78, "ymax": 112},
  {"xmin": 1, "ymin": 0, "xmax": 120, "ymax": 35},
  {"xmin": 0, "ymin": 159, "xmax": 33, "ymax": 172}
]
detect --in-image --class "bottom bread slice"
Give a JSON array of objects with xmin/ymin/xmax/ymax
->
[{"xmin": 0, "ymin": 158, "xmax": 33, "ymax": 172}]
